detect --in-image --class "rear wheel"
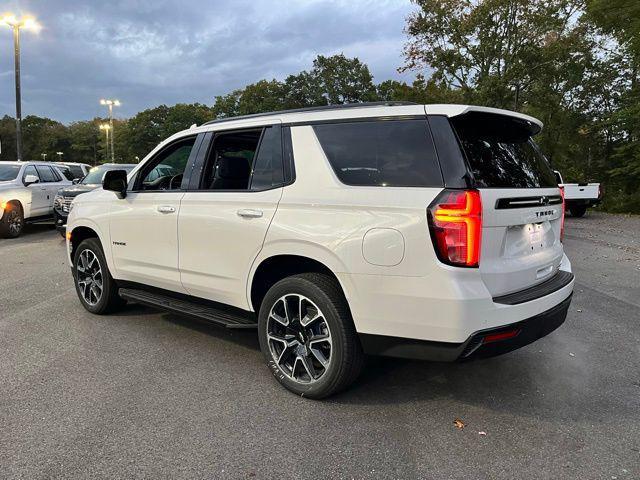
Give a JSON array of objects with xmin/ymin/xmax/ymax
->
[
  {"xmin": 258, "ymin": 273, "xmax": 364, "ymax": 399},
  {"xmin": 0, "ymin": 202, "xmax": 24, "ymax": 238},
  {"xmin": 73, "ymin": 237, "xmax": 125, "ymax": 314},
  {"xmin": 569, "ymin": 205, "xmax": 587, "ymax": 217}
]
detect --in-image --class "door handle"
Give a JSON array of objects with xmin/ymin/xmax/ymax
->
[
  {"xmin": 237, "ymin": 209, "xmax": 263, "ymax": 218},
  {"xmin": 157, "ymin": 205, "xmax": 176, "ymax": 214}
]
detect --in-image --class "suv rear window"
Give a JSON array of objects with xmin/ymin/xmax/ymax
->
[
  {"xmin": 313, "ymin": 119, "xmax": 443, "ymax": 187},
  {"xmin": 451, "ymin": 112, "xmax": 557, "ymax": 188}
]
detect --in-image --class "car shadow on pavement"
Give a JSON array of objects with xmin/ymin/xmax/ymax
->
[
  {"xmin": 112, "ymin": 304, "xmax": 633, "ymax": 424},
  {"xmin": 330, "ymin": 350, "xmax": 634, "ymax": 424}
]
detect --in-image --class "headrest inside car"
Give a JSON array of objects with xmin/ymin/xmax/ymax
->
[{"xmin": 216, "ymin": 155, "xmax": 250, "ymax": 180}]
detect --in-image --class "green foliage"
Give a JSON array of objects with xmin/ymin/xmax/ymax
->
[
  {"xmin": 402, "ymin": 0, "xmax": 640, "ymax": 213},
  {"xmin": 212, "ymin": 53, "xmax": 377, "ymax": 117}
]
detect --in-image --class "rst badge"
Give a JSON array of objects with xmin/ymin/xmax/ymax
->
[{"xmin": 535, "ymin": 209, "xmax": 556, "ymax": 218}]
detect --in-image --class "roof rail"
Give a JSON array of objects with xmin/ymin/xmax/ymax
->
[{"xmin": 202, "ymin": 101, "xmax": 418, "ymax": 126}]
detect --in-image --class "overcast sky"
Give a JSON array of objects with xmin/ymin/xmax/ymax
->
[{"xmin": 0, "ymin": 0, "xmax": 416, "ymax": 123}]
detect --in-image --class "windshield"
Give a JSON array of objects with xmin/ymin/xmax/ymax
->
[
  {"xmin": 0, "ymin": 164, "xmax": 21, "ymax": 181},
  {"xmin": 452, "ymin": 112, "xmax": 557, "ymax": 188},
  {"xmin": 82, "ymin": 165, "xmax": 133, "ymax": 185}
]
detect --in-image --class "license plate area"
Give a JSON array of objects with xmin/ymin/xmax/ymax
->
[{"xmin": 503, "ymin": 222, "xmax": 552, "ymax": 258}]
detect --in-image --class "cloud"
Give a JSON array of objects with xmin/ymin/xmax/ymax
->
[{"xmin": 0, "ymin": 0, "xmax": 415, "ymax": 123}]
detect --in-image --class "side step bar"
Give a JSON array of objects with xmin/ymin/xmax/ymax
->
[{"xmin": 118, "ymin": 288, "xmax": 258, "ymax": 329}]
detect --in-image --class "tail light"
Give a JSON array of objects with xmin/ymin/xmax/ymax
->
[
  {"xmin": 428, "ymin": 189, "xmax": 482, "ymax": 268},
  {"xmin": 559, "ymin": 186, "xmax": 565, "ymax": 242}
]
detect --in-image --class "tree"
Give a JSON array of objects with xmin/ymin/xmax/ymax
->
[
  {"xmin": 312, "ymin": 54, "xmax": 377, "ymax": 104},
  {"xmin": 402, "ymin": 0, "xmax": 590, "ymax": 110},
  {"xmin": 162, "ymin": 103, "xmax": 214, "ymax": 136},
  {"xmin": 283, "ymin": 71, "xmax": 327, "ymax": 108},
  {"xmin": 68, "ymin": 120, "xmax": 100, "ymax": 165},
  {"xmin": 211, "ymin": 54, "xmax": 379, "ymax": 119},
  {"xmin": 586, "ymin": 0, "xmax": 640, "ymax": 210},
  {"xmin": 120, "ymin": 105, "xmax": 170, "ymax": 160},
  {"xmin": 0, "ymin": 115, "xmax": 17, "ymax": 162},
  {"xmin": 22, "ymin": 116, "xmax": 70, "ymax": 162}
]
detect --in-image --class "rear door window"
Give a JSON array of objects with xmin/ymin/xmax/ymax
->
[
  {"xmin": 313, "ymin": 119, "xmax": 443, "ymax": 187},
  {"xmin": 451, "ymin": 113, "xmax": 557, "ymax": 188},
  {"xmin": 198, "ymin": 126, "xmax": 285, "ymax": 191},
  {"xmin": 250, "ymin": 126, "xmax": 284, "ymax": 191},
  {"xmin": 35, "ymin": 166, "xmax": 57, "ymax": 182}
]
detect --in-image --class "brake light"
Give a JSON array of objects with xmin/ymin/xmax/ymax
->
[
  {"xmin": 559, "ymin": 186, "xmax": 565, "ymax": 242},
  {"xmin": 428, "ymin": 190, "xmax": 482, "ymax": 267}
]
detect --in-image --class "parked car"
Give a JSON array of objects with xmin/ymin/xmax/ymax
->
[
  {"xmin": 66, "ymin": 102, "xmax": 574, "ymax": 398},
  {"xmin": 54, "ymin": 163, "xmax": 136, "ymax": 236},
  {"xmin": 0, "ymin": 161, "xmax": 71, "ymax": 238},
  {"xmin": 554, "ymin": 170, "xmax": 602, "ymax": 217},
  {"xmin": 58, "ymin": 162, "xmax": 92, "ymax": 181}
]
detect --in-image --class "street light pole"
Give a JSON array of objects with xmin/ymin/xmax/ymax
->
[
  {"xmin": 99, "ymin": 124, "xmax": 111, "ymax": 162},
  {"xmin": 12, "ymin": 24, "xmax": 22, "ymax": 162},
  {"xmin": 2, "ymin": 15, "xmax": 40, "ymax": 162},
  {"xmin": 100, "ymin": 99, "xmax": 120, "ymax": 162}
]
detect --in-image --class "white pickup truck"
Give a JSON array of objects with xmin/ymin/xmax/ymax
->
[{"xmin": 554, "ymin": 171, "xmax": 602, "ymax": 217}]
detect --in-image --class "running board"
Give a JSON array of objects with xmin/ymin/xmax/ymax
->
[{"xmin": 118, "ymin": 288, "xmax": 257, "ymax": 329}]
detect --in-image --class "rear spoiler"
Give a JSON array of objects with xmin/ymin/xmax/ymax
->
[{"xmin": 425, "ymin": 104, "xmax": 543, "ymax": 135}]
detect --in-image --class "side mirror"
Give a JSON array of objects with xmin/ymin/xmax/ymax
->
[
  {"xmin": 72, "ymin": 178, "xmax": 81, "ymax": 184},
  {"xmin": 103, "ymin": 170, "xmax": 128, "ymax": 199},
  {"xmin": 24, "ymin": 174, "xmax": 39, "ymax": 186}
]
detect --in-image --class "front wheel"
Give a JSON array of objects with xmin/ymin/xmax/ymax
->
[
  {"xmin": 258, "ymin": 273, "xmax": 364, "ymax": 399},
  {"xmin": 73, "ymin": 238, "xmax": 125, "ymax": 314},
  {"xmin": 0, "ymin": 202, "xmax": 24, "ymax": 238}
]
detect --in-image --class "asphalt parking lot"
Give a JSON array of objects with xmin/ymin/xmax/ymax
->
[{"xmin": 1, "ymin": 212, "xmax": 639, "ymax": 479}]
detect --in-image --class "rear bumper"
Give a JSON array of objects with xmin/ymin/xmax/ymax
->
[
  {"xmin": 360, "ymin": 294, "xmax": 572, "ymax": 362},
  {"xmin": 339, "ymin": 254, "xmax": 574, "ymax": 344}
]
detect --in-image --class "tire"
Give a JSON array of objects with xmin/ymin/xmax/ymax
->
[
  {"xmin": 569, "ymin": 206, "xmax": 587, "ymax": 218},
  {"xmin": 258, "ymin": 273, "xmax": 364, "ymax": 399},
  {"xmin": 0, "ymin": 202, "xmax": 24, "ymax": 239},
  {"xmin": 72, "ymin": 237, "xmax": 125, "ymax": 314},
  {"xmin": 54, "ymin": 213, "xmax": 66, "ymax": 237}
]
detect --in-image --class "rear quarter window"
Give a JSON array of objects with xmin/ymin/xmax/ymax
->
[{"xmin": 313, "ymin": 119, "xmax": 443, "ymax": 187}]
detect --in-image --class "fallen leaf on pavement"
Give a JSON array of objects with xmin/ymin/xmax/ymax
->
[
  {"xmin": 478, "ymin": 431, "xmax": 487, "ymax": 436},
  {"xmin": 569, "ymin": 353, "xmax": 575, "ymax": 357},
  {"xmin": 454, "ymin": 418, "xmax": 465, "ymax": 429}
]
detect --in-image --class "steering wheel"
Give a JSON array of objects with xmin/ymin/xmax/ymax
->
[{"xmin": 168, "ymin": 174, "xmax": 183, "ymax": 190}]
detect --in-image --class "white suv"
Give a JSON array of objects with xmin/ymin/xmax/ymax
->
[
  {"xmin": 0, "ymin": 161, "xmax": 71, "ymax": 238},
  {"xmin": 66, "ymin": 102, "xmax": 574, "ymax": 398}
]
